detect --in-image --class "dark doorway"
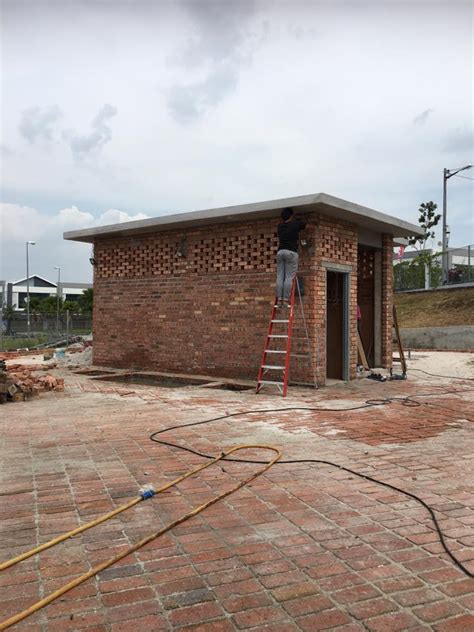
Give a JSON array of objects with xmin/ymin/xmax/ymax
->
[
  {"xmin": 326, "ymin": 271, "xmax": 348, "ymax": 380},
  {"xmin": 357, "ymin": 247, "xmax": 375, "ymax": 367}
]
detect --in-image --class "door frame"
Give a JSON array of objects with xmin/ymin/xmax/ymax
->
[{"xmin": 324, "ymin": 263, "xmax": 351, "ymax": 381}]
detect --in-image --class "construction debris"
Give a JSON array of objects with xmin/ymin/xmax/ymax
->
[
  {"xmin": 0, "ymin": 365, "xmax": 64, "ymax": 404},
  {"xmin": 62, "ymin": 345, "xmax": 93, "ymax": 368},
  {"xmin": 0, "ymin": 350, "xmax": 40, "ymax": 360}
]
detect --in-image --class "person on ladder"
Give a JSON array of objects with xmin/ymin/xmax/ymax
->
[{"xmin": 276, "ymin": 207, "xmax": 307, "ymax": 307}]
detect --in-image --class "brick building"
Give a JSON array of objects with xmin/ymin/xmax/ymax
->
[{"xmin": 65, "ymin": 193, "xmax": 421, "ymax": 386}]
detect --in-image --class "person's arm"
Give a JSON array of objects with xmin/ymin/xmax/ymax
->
[{"xmin": 297, "ymin": 220, "xmax": 307, "ymax": 231}]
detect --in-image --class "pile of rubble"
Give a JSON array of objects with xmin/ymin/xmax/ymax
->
[
  {"xmin": 0, "ymin": 350, "xmax": 40, "ymax": 360},
  {"xmin": 0, "ymin": 361, "xmax": 64, "ymax": 403},
  {"xmin": 62, "ymin": 345, "xmax": 93, "ymax": 367}
]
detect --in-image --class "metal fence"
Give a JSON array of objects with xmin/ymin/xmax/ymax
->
[
  {"xmin": 394, "ymin": 244, "xmax": 474, "ymax": 292},
  {"xmin": 0, "ymin": 312, "xmax": 92, "ymax": 350},
  {"xmin": 443, "ymin": 245, "xmax": 474, "ymax": 285}
]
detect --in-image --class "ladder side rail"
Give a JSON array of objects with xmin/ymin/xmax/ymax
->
[
  {"xmin": 282, "ymin": 279, "xmax": 297, "ymax": 396},
  {"xmin": 392, "ymin": 304, "xmax": 407, "ymax": 376},
  {"xmin": 256, "ymin": 298, "xmax": 278, "ymax": 392},
  {"xmin": 295, "ymin": 277, "xmax": 318, "ymax": 389}
]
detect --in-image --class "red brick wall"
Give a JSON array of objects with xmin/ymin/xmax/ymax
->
[
  {"xmin": 92, "ymin": 214, "xmax": 386, "ymax": 384},
  {"xmin": 313, "ymin": 218, "xmax": 359, "ymax": 382},
  {"xmin": 381, "ymin": 233, "xmax": 394, "ymax": 368}
]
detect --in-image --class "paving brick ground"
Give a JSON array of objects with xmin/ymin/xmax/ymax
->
[{"xmin": 1, "ymin": 359, "xmax": 473, "ymax": 631}]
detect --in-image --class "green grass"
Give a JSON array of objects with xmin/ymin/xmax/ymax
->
[
  {"xmin": 395, "ymin": 287, "xmax": 474, "ymax": 328},
  {"xmin": 0, "ymin": 329, "xmax": 91, "ymax": 351},
  {"xmin": 0, "ymin": 335, "xmax": 49, "ymax": 351}
]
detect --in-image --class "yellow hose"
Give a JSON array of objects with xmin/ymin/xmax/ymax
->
[
  {"xmin": 0, "ymin": 496, "xmax": 142, "ymax": 572},
  {"xmin": 0, "ymin": 445, "xmax": 281, "ymax": 631},
  {"xmin": 0, "ymin": 443, "xmax": 261, "ymax": 573}
]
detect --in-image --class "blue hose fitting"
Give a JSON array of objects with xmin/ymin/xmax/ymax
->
[{"xmin": 139, "ymin": 485, "xmax": 156, "ymax": 500}]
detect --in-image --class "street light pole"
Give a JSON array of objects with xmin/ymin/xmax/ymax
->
[
  {"xmin": 54, "ymin": 266, "xmax": 61, "ymax": 334},
  {"xmin": 442, "ymin": 165, "xmax": 472, "ymax": 284},
  {"xmin": 26, "ymin": 241, "xmax": 36, "ymax": 338},
  {"xmin": 442, "ymin": 169, "xmax": 448, "ymax": 284}
]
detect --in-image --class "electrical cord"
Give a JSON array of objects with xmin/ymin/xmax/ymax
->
[
  {"xmin": 149, "ymin": 394, "xmax": 474, "ymax": 578},
  {"xmin": 409, "ymin": 367, "xmax": 474, "ymax": 381}
]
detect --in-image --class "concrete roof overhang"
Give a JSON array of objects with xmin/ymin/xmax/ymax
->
[{"xmin": 64, "ymin": 193, "xmax": 423, "ymax": 243}]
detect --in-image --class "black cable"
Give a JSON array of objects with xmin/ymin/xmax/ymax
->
[
  {"xmin": 149, "ymin": 394, "xmax": 473, "ymax": 578},
  {"xmin": 409, "ymin": 367, "xmax": 474, "ymax": 381}
]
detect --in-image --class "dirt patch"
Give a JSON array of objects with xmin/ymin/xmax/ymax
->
[{"xmin": 395, "ymin": 287, "xmax": 474, "ymax": 328}]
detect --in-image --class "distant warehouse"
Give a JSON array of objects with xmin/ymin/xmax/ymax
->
[{"xmin": 64, "ymin": 193, "xmax": 421, "ymax": 386}]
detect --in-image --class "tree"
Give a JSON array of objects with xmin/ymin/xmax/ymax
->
[
  {"xmin": 1, "ymin": 303, "xmax": 15, "ymax": 335},
  {"xmin": 408, "ymin": 201, "xmax": 441, "ymax": 251},
  {"xmin": 62, "ymin": 300, "xmax": 77, "ymax": 313},
  {"xmin": 38, "ymin": 295, "xmax": 61, "ymax": 315},
  {"xmin": 78, "ymin": 288, "xmax": 93, "ymax": 314},
  {"xmin": 404, "ymin": 201, "xmax": 442, "ymax": 289},
  {"xmin": 27, "ymin": 297, "xmax": 44, "ymax": 315}
]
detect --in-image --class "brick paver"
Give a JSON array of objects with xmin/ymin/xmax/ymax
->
[{"xmin": 0, "ymin": 363, "xmax": 473, "ymax": 630}]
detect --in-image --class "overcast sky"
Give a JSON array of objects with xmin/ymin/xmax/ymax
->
[{"xmin": 1, "ymin": 0, "xmax": 473, "ymax": 283}]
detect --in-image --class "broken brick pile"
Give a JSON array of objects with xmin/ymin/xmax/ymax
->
[
  {"xmin": 0, "ymin": 363, "xmax": 64, "ymax": 403},
  {"xmin": 0, "ymin": 349, "xmax": 41, "ymax": 360}
]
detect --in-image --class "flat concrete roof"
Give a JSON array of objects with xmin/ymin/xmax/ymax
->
[{"xmin": 64, "ymin": 192, "xmax": 423, "ymax": 243}]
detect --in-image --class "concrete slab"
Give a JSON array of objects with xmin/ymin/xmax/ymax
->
[{"xmin": 64, "ymin": 192, "xmax": 422, "ymax": 243}]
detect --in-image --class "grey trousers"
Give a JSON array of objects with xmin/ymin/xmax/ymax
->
[{"xmin": 276, "ymin": 249, "xmax": 298, "ymax": 301}]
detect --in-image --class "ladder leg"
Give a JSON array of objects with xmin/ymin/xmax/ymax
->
[
  {"xmin": 296, "ymin": 277, "xmax": 318, "ymax": 389},
  {"xmin": 282, "ymin": 279, "xmax": 297, "ymax": 397}
]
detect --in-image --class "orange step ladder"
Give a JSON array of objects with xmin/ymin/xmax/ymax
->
[{"xmin": 256, "ymin": 277, "xmax": 316, "ymax": 397}]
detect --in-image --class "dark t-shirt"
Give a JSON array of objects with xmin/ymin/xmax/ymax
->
[{"xmin": 277, "ymin": 220, "xmax": 306, "ymax": 253}]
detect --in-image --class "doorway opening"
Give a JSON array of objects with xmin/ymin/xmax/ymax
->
[
  {"xmin": 326, "ymin": 270, "xmax": 349, "ymax": 380},
  {"xmin": 357, "ymin": 246, "xmax": 376, "ymax": 367}
]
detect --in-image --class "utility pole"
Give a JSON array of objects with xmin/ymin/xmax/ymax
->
[
  {"xmin": 54, "ymin": 266, "xmax": 61, "ymax": 334},
  {"xmin": 26, "ymin": 241, "xmax": 36, "ymax": 338},
  {"xmin": 442, "ymin": 165, "xmax": 472, "ymax": 284}
]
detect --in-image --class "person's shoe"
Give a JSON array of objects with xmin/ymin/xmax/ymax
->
[{"xmin": 283, "ymin": 301, "xmax": 290, "ymax": 308}]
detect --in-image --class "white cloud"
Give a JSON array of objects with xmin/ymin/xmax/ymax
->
[
  {"xmin": 0, "ymin": 203, "xmax": 150, "ymax": 282},
  {"xmin": 98, "ymin": 209, "xmax": 149, "ymax": 225},
  {"xmin": 443, "ymin": 127, "xmax": 474, "ymax": 154}
]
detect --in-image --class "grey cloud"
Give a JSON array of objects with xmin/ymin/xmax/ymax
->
[
  {"xmin": 64, "ymin": 104, "xmax": 118, "ymax": 159},
  {"xmin": 168, "ymin": 0, "xmax": 259, "ymax": 123},
  {"xmin": 0, "ymin": 144, "xmax": 14, "ymax": 157},
  {"xmin": 443, "ymin": 127, "xmax": 474, "ymax": 153},
  {"xmin": 413, "ymin": 109, "xmax": 433, "ymax": 126},
  {"xmin": 288, "ymin": 23, "xmax": 318, "ymax": 41},
  {"xmin": 168, "ymin": 63, "xmax": 239, "ymax": 124},
  {"xmin": 177, "ymin": 0, "xmax": 257, "ymax": 65},
  {"xmin": 19, "ymin": 105, "xmax": 63, "ymax": 143}
]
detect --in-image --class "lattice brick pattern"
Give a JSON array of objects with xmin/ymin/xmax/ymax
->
[{"xmin": 96, "ymin": 224, "xmax": 279, "ymax": 279}]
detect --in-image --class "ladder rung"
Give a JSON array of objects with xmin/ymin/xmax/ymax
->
[
  {"xmin": 262, "ymin": 365, "xmax": 285, "ymax": 370},
  {"xmin": 266, "ymin": 350, "xmax": 286, "ymax": 354},
  {"xmin": 258, "ymin": 380, "xmax": 284, "ymax": 386},
  {"xmin": 271, "ymin": 319, "xmax": 289, "ymax": 323},
  {"xmin": 269, "ymin": 335, "xmax": 288, "ymax": 338}
]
